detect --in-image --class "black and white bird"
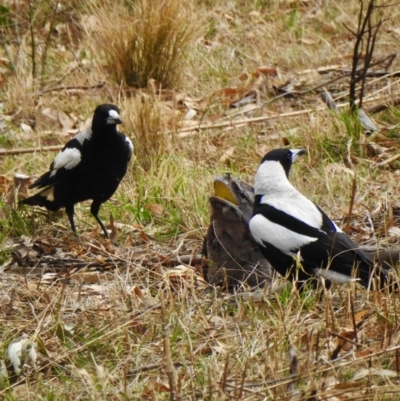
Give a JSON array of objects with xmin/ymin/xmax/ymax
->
[
  {"xmin": 249, "ymin": 148, "xmax": 387, "ymax": 289},
  {"xmin": 21, "ymin": 104, "xmax": 133, "ymax": 237}
]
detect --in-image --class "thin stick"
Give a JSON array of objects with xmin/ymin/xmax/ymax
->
[
  {"xmin": 178, "ymin": 106, "xmax": 333, "ymax": 137},
  {"xmin": 376, "ymin": 152, "xmax": 400, "ymax": 166},
  {"xmin": 366, "ymin": 97, "xmax": 400, "ymax": 113},
  {"xmin": 39, "ymin": 81, "xmax": 106, "ymax": 95},
  {"xmin": 0, "ymin": 145, "xmax": 63, "ymax": 156},
  {"xmin": 327, "ymin": 330, "xmax": 361, "ymax": 348},
  {"xmin": 345, "ymin": 174, "xmax": 358, "ymax": 233}
]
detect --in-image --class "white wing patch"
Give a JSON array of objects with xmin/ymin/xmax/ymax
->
[
  {"xmin": 249, "ymin": 214, "xmax": 318, "ymax": 256},
  {"xmin": 125, "ymin": 137, "xmax": 134, "ymax": 158},
  {"xmin": 75, "ymin": 126, "xmax": 92, "ymax": 145},
  {"xmin": 51, "ymin": 147, "xmax": 81, "ymax": 176},
  {"xmin": 260, "ymin": 192, "xmax": 323, "ymax": 231}
]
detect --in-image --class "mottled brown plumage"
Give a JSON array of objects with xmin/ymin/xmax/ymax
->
[{"xmin": 203, "ymin": 174, "xmax": 272, "ymax": 290}]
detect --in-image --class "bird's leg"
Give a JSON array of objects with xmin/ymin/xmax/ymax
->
[
  {"xmin": 90, "ymin": 201, "xmax": 109, "ymax": 238},
  {"xmin": 65, "ymin": 204, "xmax": 78, "ymax": 235}
]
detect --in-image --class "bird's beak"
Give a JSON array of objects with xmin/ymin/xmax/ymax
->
[
  {"xmin": 106, "ymin": 115, "xmax": 122, "ymax": 125},
  {"xmin": 291, "ymin": 149, "xmax": 307, "ymax": 163},
  {"xmin": 106, "ymin": 110, "xmax": 123, "ymax": 125},
  {"xmin": 213, "ymin": 177, "xmax": 239, "ymax": 206}
]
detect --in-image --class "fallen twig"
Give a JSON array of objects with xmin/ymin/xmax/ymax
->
[
  {"xmin": 366, "ymin": 97, "xmax": 400, "ymax": 113},
  {"xmin": 127, "ymin": 361, "xmax": 185, "ymax": 377},
  {"xmin": 0, "ymin": 145, "xmax": 63, "ymax": 156},
  {"xmin": 39, "ymin": 81, "xmax": 106, "ymax": 95},
  {"xmin": 328, "ymin": 330, "xmax": 361, "ymax": 348},
  {"xmin": 376, "ymin": 152, "xmax": 400, "ymax": 167}
]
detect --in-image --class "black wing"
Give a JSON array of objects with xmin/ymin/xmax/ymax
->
[{"xmin": 254, "ymin": 203, "xmax": 385, "ymax": 288}]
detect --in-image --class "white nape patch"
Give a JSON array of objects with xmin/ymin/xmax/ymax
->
[
  {"xmin": 249, "ymin": 214, "xmax": 318, "ymax": 256},
  {"xmin": 108, "ymin": 109, "xmax": 120, "ymax": 119},
  {"xmin": 75, "ymin": 127, "xmax": 92, "ymax": 145},
  {"xmin": 314, "ymin": 268, "xmax": 358, "ymax": 284},
  {"xmin": 254, "ymin": 160, "xmax": 324, "ymax": 230},
  {"xmin": 51, "ymin": 147, "xmax": 81, "ymax": 176},
  {"xmin": 254, "ymin": 161, "xmax": 291, "ymax": 195}
]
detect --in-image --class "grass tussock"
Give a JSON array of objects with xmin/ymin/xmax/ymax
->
[
  {"xmin": 92, "ymin": 0, "xmax": 203, "ymax": 89},
  {"xmin": 122, "ymin": 90, "xmax": 177, "ymax": 171}
]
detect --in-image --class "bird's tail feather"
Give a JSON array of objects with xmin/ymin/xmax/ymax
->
[{"xmin": 20, "ymin": 188, "xmax": 61, "ymax": 212}]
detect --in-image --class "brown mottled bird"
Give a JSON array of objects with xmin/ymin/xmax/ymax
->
[{"xmin": 203, "ymin": 174, "xmax": 273, "ymax": 290}]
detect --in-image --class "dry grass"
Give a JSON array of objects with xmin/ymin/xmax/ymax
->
[
  {"xmin": 122, "ymin": 90, "xmax": 177, "ymax": 171},
  {"xmin": 1, "ymin": 0, "xmax": 400, "ymax": 399},
  {"xmin": 91, "ymin": 0, "xmax": 203, "ymax": 89}
]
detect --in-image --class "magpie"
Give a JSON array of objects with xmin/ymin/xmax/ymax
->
[
  {"xmin": 249, "ymin": 148, "xmax": 387, "ymax": 289},
  {"xmin": 21, "ymin": 104, "xmax": 133, "ymax": 238},
  {"xmin": 203, "ymin": 174, "xmax": 272, "ymax": 290}
]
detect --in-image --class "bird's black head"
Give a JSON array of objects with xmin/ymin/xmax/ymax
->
[
  {"xmin": 260, "ymin": 148, "xmax": 306, "ymax": 177},
  {"xmin": 92, "ymin": 104, "xmax": 122, "ymax": 127}
]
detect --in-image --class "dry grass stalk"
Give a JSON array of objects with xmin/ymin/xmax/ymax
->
[{"xmin": 122, "ymin": 90, "xmax": 176, "ymax": 171}]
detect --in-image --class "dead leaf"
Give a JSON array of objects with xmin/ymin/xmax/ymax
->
[
  {"xmin": 359, "ymin": 108, "xmax": 378, "ymax": 132},
  {"xmin": 230, "ymin": 92, "xmax": 257, "ymax": 108},
  {"xmin": 325, "ymin": 163, "xmax": 354, "ymax": 176},
  {"xmin": 184, "ymin": 109, "xmax": 196, "ymax": 120},
  {"xmin": 213, "ymin": 87, "xmax": 249, "ymax": 106},
  {"xmin": 79, "ymin": 284, "xmax": 108, "ymax": 296},
  {"xmin": 36, "ymin": 108, "xmax": 76, "ymax": 133},
  {"xmin": 58, "ymin": 109, "xmax": 77, "ymax": 133},
  {"xmin": 256, "ymin": 66, "xmax": 278, "ymax": 76},
  {"xmin": 70, "ymin": 272, "xmax": 114, "ymax": 284},
  {"xmin": 20, "ymin": 123, "xmax": 34, "ymax": 138},
  {"xmin": 351, "ymin": 368, "xmax": 398, "ymax": 381},
  {"xmin": 129, "ymin": 286, "xmax": 143, "ymax": 298},
  {"xmin": 145, "ymin": 203, "xmax": 164, "ymax": 217},
  {"xmin": 388, "ymin": 226, "xmax": 400, "ymax": 237},
  {"xmin": 0, "ymin": 175, "xmax": 12, "ymax": 193},
  {"xmin": 298, "ymin": 37, "xmax": 317, "ymax": 45},
  {"xmin": 140, "ymin": 231, "xmax": 150, "ymax": 243},
  {"xmin": 354, "ymin": 309, "xmax": 372, "ymax": 325},
  {"xmin": 41, "ymin": 273, "xmax": 59, "ymax": 285},
  {"xmin": 142, "ymin": 381, "xmax": 170, "ymax": 397},
  {"xmin": 220, "ymin": 146, "xmax": 235, "ymax": 164}
]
